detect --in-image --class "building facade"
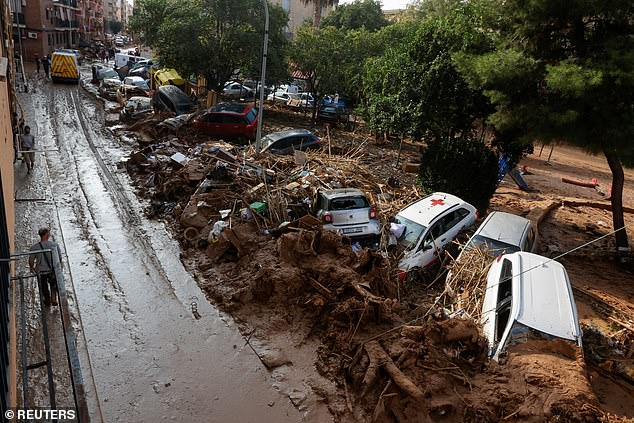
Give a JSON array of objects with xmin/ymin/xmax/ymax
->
[
  {"xmin": 79, "ymin": 0, "xmax": 104, "ymax": 41},
  {"xmin": 273, "ymin": 0, "xmax": 335, "ymax": 36},
  {"xmin": 0, "ymin": 0, "xmax": 17, "ymax": 414}
]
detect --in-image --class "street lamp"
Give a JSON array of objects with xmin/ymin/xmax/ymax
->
[{"xmin": 255, "ymin": 0, "xmax": 269, "ymax": 154}]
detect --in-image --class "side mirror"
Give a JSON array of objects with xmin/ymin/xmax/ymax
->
[{"xmin": 423, "ymin": 243, "xmax": 433, "ymax": 251}]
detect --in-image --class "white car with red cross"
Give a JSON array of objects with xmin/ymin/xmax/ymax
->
[{"xmin": 393, "ymin": 193, "xmax": 478, "ymax": 281}]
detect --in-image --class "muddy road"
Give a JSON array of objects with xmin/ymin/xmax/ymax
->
[{"xmin": 17, "ymin": 74, "xmax": 306, "ymax": 422}]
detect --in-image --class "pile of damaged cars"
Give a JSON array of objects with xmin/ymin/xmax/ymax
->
[{"xmin": 385, "ymin": 193, "xmax": 582, "ymax": 364}]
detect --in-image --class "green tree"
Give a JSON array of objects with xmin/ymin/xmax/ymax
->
[
  {"xmin": 419, "ymin": 137, "xmax": 499, "ymax": 213},
  {"xmin": 132, "ymin": 0, "xmax": 289, "ymax": 95},
  {"xmin": 458, "ymin": 0, "xmax": 634, "ymax": 252},
  {"xmin": 321, "ymin": 0, "xmax": 389, "ymax": 32},
  {"xmin": 289, "ymin": 25, "xmax": 383, "ymax": 118},
  {"xmin": 129, "ymin": 0, "xmax": 174, "ymax": 46},
  {"xmin": 362, "ymin": 7, "xmax": 492, "ymax": 139}
]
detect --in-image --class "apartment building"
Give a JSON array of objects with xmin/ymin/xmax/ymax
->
[
  {"xmin": 79, "ymin": 0, "xmax": 104, "ymax": 41},
  {"xmin": 273, "ymin": 0, "xmax": 335, "ymax": 36},
  {"xmin": 0, "ymin": 0, "xmax": 17, "ymax": 415}
]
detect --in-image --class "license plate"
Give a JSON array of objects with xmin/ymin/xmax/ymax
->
[{"xmin": 343, "ymin": 227, "xmax": 363, "ymax": 234}]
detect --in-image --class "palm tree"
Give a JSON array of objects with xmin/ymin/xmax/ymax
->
[{"xmin": 302, "ymin": 0, "xmax": 338, "ymax": 27}]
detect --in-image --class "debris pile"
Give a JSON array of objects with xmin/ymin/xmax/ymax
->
[
  {"xmin": 118, "ymin": 109, "xmax": 620, "ymax": 422},
  {"xmin": 443, "ymin": 244, "xmax": 495, "ymax": 320}
]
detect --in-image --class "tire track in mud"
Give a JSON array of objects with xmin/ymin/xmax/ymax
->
[
  {"xmin": 70, "ymin": 88, "xmax": 180, "ymax": 301},
  {"xmin": 46, "ymin": 84, "xmax": 142, "ymax": 344}
]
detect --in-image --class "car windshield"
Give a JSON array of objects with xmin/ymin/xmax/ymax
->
[
  {"xmin": 329, "ymin": 196, "xmax": 369, "ymax": 211},
  {"xmin": 101, "ymin": 69, "xmax": 119, "ymax": 79},
  {"xmin": 134, "ymin": 80, "xmax": 149, "ymax": 90},
  {"xmin": 505, "ymin": 321, "xmax": 562, "ymax": 349},
  {"xmin": 466, "ymin": 235, "xmax": 520, "ymax": 256},
  {"xmin": 393, "ymin": 215, "xmax": 426, "ymax": 249}
]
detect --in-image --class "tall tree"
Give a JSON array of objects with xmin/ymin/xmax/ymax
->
[
  {"xmin": 457, "ymin": 0, "xmax": 634, "ymax": 252},
  {"xmin": 362, "ymin": 6, "xmax": 492, "ymax": 139},
  {"xmin": 131, "ymin": 0, "xmax": 289, "ymax": 95},
  {"xmin": 289, "ymin": 25, "xmax": 383, "ymax": 118},
  {"xmin": 321, "ymin": 0, "xmax": 389, "ymax": 32},
  {"xmin": 128, "ymin": 0, "xmax": 174, "ymax": 46}
]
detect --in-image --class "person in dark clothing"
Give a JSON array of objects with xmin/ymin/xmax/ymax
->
[
  {"xmin": 29, "ymin": 228, "xmax": 64, "ymax": 307},
  {"xmin": 35, "ymin": 54, "xmax": 41, "ymax": 74},
  {"xmin": 42, "ymin": 55, "xmax": 50, "ymax": 78}
]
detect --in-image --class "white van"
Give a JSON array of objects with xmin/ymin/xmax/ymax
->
[
  {"xmin": 115, "ymin": 53, "xmax": 144, "ymax": 69},
  {"xmin": 481, "ymin": 252, "xmax": 582, "ymax": 361}
]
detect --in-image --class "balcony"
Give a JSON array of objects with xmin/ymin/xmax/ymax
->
[
  {"xmin": 53, "ymin": 0, "xmax": 79, "ymax": 8},
  {"xmin": 12, "ymin": 13, "xmax": 25, "ymax": 25},
  {"xmin": 54, "ymin": 18, "xmax": 80, "ymax": 29}
]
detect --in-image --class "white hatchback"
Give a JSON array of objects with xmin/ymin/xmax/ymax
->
[
  {"xmin": 394, "ymin": 193, "xmax": 477, "ymax": 280},
  {"xmin": 481, "ymin": 252, "xmax": 582, "ymax": 360}
]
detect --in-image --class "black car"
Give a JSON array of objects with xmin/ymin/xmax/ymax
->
[
  {"xmin": 317, "ymin": 105, "xmax": 350, "ymax": 125},
  {"xmin": 260, "ymin": 129, "xmax": 321, "ymax": 154},
  {"xmin": 153, "ymin": 85, "xmax": 195, "ymax": 116}
]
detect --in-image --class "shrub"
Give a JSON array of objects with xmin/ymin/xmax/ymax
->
[{"xmin": 419, "ymin": 137, "xmax": 499, "ymax": 213}]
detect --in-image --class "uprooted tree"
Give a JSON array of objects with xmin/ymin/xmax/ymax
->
[
  {"xmin": 129, "ymin": 0, "xmax": 289, "ymax": 97},
  {"xmin": 457, "ymin": 0, "xmax": 634, "ymax": 253}
]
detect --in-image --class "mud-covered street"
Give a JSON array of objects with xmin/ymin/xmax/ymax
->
[{"xmin": 14, "ymin": 70, "xmax": 319, "ymax": 422}]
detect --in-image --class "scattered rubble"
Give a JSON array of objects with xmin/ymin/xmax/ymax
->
[{"xmin": 111, "ymin": 101, "xmax": 633, "ymax": 421}]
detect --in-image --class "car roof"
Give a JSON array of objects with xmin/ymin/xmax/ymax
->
[
  {"xmin": 263, "ymin": 129, "xmax": 313, "ymax": 142},
  {"xmin": 475, "ymin": 212, "xmax": 530, "ymax": 247},
  {"xmin": 125, "ymin": 76, "xmax": 144, "ymax": 81},
  {"xmin": 321, "ymin": 188, "xmax": 366, "ymax": 199},
  {"xmin": 397, "ymin": 193, "xmax": 468, "ymax": 226},
  {"xmin": 507, "ymin": 252, "xmax": 580, "ymax": 341},
  {"xmin": 209, "ymin": 103, "xmax": 251, "ymax": 115}
]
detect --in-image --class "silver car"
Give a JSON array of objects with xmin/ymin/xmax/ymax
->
[
  {"xmin": 462, "ymin": 211, "xmax": 538, "ymax": 256},
  {"xmin": 314, "ymin": 189, "xmax": 381, "ymax": 241}
]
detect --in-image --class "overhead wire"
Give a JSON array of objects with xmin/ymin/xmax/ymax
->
[{"xmin": 362, "ymin": 219, "xmax": 634, "ymax": 344}]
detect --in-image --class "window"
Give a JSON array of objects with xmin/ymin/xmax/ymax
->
[
  {"xmin": 329, "ymin": 196, "xmax": 369, "ymax": 211},
  {"xmin": 494, "ymin": 259, "xmax": 513, "ymax": 342},
  {"xmin": 392, "ymin": 216, "xmax": 426, "ymax": 249},
  {"xmin": 524, "ymin": 227, "xmax": 535, "ymax": 251},
  {"xmin": 221, "ymin": 115, "xmax": 243, "ymax": 124},
  {"xmin": 291, "ymin": 137, "xmax": 307, "ymax": 149},
  {"xmin": 245, "ymin": 109, "xmax": 257, "ymax": 124},
  {"xmin": 440, "ymin": 208, "xmax": 469, "ymax": 233},
  {"xmin": 419, "ymin": 222, "xmax": 443, "ymax": 252},
  {"xmin": 205, "ymin": 114, "xmax": 222, "ymax": 123}
]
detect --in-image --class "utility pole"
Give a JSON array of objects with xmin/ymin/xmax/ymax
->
[{"xmin": 255, "ymin": 0, "xmax": 269, "ymax": 155}]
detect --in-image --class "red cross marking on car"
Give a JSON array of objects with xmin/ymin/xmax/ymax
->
[{"xmin": 430, "ymin": 199, "xmax": 445, "ymax": 206}]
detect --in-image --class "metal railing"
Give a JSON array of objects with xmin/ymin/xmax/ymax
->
[
  {"xmin": 5, "ymin": 250, "xmax": 90, "ymax": 422},
  {"xmin": 0, "ymin": 168, "xmax": 11, "ymax": 423}
]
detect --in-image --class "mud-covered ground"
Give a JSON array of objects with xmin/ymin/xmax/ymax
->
[
  {"xmin": 93, "ymin": 69, "xmax": 634, "ymax": 421},
  {"xmin": 14, "ymin": 66, "xmax": 318, "ymax": 422}
]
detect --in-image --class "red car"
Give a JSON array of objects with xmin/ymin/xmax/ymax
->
[{"xmin": 192, "ymin": 103, "xmax": 258, "ymax": 143}]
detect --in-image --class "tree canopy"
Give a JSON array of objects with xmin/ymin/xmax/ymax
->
[
  {"xmin": 457, "ymin": 0, "xmax": 634, "ymax": 250},
  {"xmin": 361, "ymin": 6, "xmax": 493, "ymax": 139},
  {"xmin": 130, "ymin": 0, "xmax": 289, "ymax": 91},
  {"xmin": 321, "ymin": 0, "xmax": 389, "ymax": 32}
]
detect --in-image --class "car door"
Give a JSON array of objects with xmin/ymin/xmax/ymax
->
[
  {"xmin": 405, "ymin": 221, "xmax": 445, "ymax": 269},
  {"xmin": 204, "ymin": 113, "xmax": 223, "ymax": 136},
  {"xmin": 438, "ymin": 208, "xmax": 471, "ymax": 250}
]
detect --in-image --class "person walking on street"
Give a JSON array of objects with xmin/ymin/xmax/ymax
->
[
  {"xmin": 42, "ymin": 55, "xmax": 50, "ymax": 78},
  {"xmin": 35, "ymin": 54, "xmax": 41, "ymax": 74},
  {"xmin": 20, "ymin": 125, "xmax": 35, "ymax": 174},
  {"xmin": 29, "ymin": 228, "xmax": 64, "ymax": 307}
]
